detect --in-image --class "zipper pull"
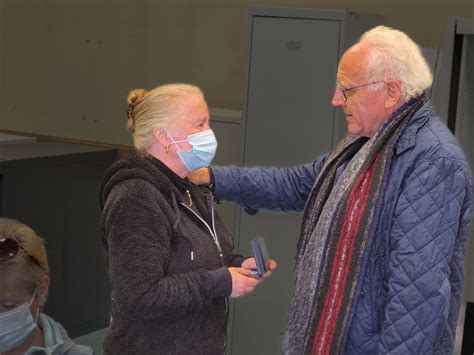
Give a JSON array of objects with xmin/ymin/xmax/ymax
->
[
  {"xmin": 191, "ymin": 251, "xmax": 194, "ymax": 261},
  {"xmin": 186, "ymin": 190, "xmax": 193, "ymax": 207}
]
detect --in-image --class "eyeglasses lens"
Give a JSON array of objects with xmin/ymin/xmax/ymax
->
[{"xmin": 0, "ymin": 238, "xmax": 20, "ymax": 261}]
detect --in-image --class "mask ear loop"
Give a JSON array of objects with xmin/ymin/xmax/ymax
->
[
  {"xmin": 166, "ymin": 132, "xmax": 188, "ymax": 152},
  {"xmin": 28, "ymin": 290, "xmax": 37, "ymax": 307},
  {"xmin": 34, "ymin": 304, "xmax": 40, "ymax": 323},
  {"xmin": 28, "ymin": 290, "xmax": 40, "ymax": 323}
]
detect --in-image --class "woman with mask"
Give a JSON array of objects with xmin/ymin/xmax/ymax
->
[
  {"xmin": 100, "ymin": 83, "xmax": 276, "ymax": 354},
  {"xmin": 0, "ymin": 218, "xmax": 92, "ymax": 354}
]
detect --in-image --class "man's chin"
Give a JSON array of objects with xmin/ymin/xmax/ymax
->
[{"xmin": 346, "ymin": 126, "xmax": 361, "ymax": 136}]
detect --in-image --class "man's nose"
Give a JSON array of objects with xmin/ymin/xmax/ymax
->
[{"xmin": 331, "ymin": 88, "xmax": 345, "ymax": 107}]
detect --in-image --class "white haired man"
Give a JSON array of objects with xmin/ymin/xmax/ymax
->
[{"xmin": 190, "ymin": 26, "xmax": 473, "ymax": 354}]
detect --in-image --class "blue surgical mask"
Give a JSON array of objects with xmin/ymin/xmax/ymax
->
[
  {"xmin": 169, "ymin": 129, "xmax": 218, "ymax": 171},
  {"xmin": 0, "ymin": 291, "xmax": 38, "ymax": 352}
]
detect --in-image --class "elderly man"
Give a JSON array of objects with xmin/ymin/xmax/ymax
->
[{"xmin": 190, "ymin": 26, "xmax": 472, "ymax": 354}]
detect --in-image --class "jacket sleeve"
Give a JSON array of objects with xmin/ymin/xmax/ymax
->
[
  {"xmin": 103, "ymin": 179, "xmax": 231, "ymax": 322},
  {"xmin": 378, "ymin": 157, "xmax": 472, "ymax": 354},
  {"xmin": 211, "ymin": 155, "xmax": 327, "ymax": 212},
  {"xmin": 229, "ymin": 255, "xmax": 248, "ymax": 267}
]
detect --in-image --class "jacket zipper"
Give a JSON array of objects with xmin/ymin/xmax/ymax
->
[
  {"xmin": 208, "ymin": 194, "xmax": 235, "ymax": 249},
  {"xmin": 180, "ymin": 201, "xmax": 228, "ymax": 354},
  {"xmin": 180, "ymin": 202, "xmax": 224, "ymax": 259}
]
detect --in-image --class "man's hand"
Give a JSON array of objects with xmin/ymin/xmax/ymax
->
[{"xmin": 188, "ymin": 167, "xmax": 211, "ymax": 185}]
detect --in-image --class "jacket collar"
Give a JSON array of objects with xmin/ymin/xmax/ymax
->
[
  {"xmin": 24, "ymin": 313, "xmax": 73, "ymax": 355},
  {"xmin": 393, "ymin": 99, "xmax": 434, "ymax": 156},
  {"xmin": 145, "ymin": 154, "xmax": 192, "ymax": 193}
]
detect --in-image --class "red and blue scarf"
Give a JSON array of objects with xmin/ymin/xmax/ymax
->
[{"xmin": 284, "ymin": 95, "xmax": 427, "ymax": 355}]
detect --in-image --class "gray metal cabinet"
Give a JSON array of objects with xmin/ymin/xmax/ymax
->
[
  {"xmin": 435, "ymin": 18, "xmax": 474, "ymax": 355},
  {"xmin": 210, "ymin": 108, "xmax": 242, "ymax": 233},
  {"xmin": 421, "ymin": 47, "xmax": 442, "ymax": 100},
  {"xmin": 0, "ymin": 141, "xmax": 117, "ymax": 337},
  {"xmin": 229, "ymin": 7, "xmax": 382, "ymax": 355}
]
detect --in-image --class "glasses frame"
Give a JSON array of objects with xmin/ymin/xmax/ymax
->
[{"xmin": 337, "ymin": 81, "xmax": 383, "ymax": 102}]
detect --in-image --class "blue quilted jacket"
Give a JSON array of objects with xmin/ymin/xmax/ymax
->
[{"xmin": 212, "ymin": 101, "xmax": 472, "ymax": 354}]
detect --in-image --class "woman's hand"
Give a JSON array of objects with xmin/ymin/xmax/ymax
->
[
  {"xmin": 241, "ymin": 257, "xmax": 277, "ymax": 280},
  {"xmin": 188, "ymin": 167, "xmax": 211, "ymax": 185},
  {"xmin": 228, "ymin": 267, "xmax": 260, "ymax": 298}
]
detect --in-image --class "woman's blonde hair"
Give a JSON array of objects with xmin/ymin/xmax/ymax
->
[
  {"xmin": 126, "ymin": 83, "xmax": 204, "ymax": 152},
  {"xmin": 0, "ymin": 218, "xmax": 49, "ymax": 295}
]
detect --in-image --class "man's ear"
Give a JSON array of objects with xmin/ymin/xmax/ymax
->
[
  {"xmin": 153, "ymin": 127, "xmax": 170, "ymax": 147},
  {"xmin": 385, "ymin": 80, "xmax": 402, "ymax": 109}
]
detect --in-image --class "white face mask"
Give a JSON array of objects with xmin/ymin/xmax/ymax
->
[{"xmin": 0, "ymin": 291, "xmax": 38, "ymax": 352}]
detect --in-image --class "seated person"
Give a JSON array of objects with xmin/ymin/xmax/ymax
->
[{"xmin": 0, "ymin": 218, "xmax": 92, "ymax": 354}]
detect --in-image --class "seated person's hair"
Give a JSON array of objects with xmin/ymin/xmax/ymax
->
[{"xmin": 0, "ymin": 218, "xmax": 49, "ymax": 296}]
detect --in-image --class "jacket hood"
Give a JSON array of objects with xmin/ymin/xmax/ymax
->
[{"xmin": 100, "ymin": 153, "xmax": 190, "ymax": 209}]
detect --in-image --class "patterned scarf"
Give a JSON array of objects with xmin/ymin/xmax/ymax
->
[{"xmin": 283, "ymin": 95, "xmax": 427, "ymax": 355}]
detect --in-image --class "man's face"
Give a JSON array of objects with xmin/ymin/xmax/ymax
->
[{"xmin": 331, "ymin": 46, "xmax": 389, "ymax": 138}]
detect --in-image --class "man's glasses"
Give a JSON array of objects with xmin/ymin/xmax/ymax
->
[
  {"xmin": 336, "ymin": 81, "xmax": 383, "ymax": 102},
  {"xmin": 0, "ymin": 237, "xmax": 42, "ymax": 269}
]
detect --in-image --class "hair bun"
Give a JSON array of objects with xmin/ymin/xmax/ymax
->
[
  {"xmin": 127, "ymin": 89, "xmax": 147, "ymax": 107},
  {"xmin": 126, "ymin": 89, "xmax": 146, "ymax": 133}
]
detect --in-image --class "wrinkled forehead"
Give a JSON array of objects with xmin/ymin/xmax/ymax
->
[
  {"xmin": 162, "ymin": 93, "xmax": 206, "ymax": 131},
  {"xmin": 337, "ymin": 45, "xmax": 369, "ymax": 85},
  {"xmin": 174, "ymin": 93, "xmax": 208, "ymax": 118}
]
